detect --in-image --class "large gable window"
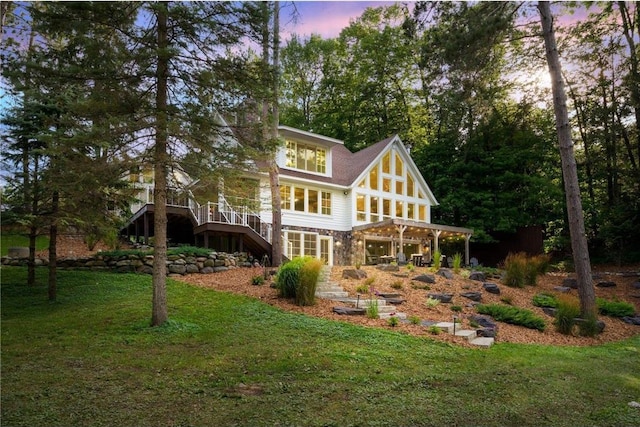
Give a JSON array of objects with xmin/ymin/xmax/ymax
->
[{"xmin": 285, "ymin": 140, "xmax": 326, "ymax": 174}]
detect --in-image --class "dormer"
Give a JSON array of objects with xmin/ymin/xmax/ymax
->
[{"xmin": 277, "ymin": 126, "xmax": 344, "ymax": 179}]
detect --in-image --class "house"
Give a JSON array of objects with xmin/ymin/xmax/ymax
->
[{"xmin": 122, "ymin": 125, "xmax": 473, "ymax": 266}]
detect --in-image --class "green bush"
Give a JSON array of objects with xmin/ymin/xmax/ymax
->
[
  {"xmin": 356, "ymin": 284, "xmax": 370, "ymax": 294},
  {"xmin": 387, "ymin": 316, "xmax": 399, "ymax": 327},
  {"xmin": 167, "ymin": 246, "xmax": 212, "ymax": 257},
  {"xmin": 532, "ymin": 293, "xmax": 558, "ymax": 308},
  {"xmin": 452, "ymin": 253, "xmax": 462, "ymax": 273},
  {"xmin": 275, "ymin": 257, "xmax": 309, "ymax": 299},
  {"xmin": 251, "ymin": 275, "xmax": 265, "ymax": 286},
  {"xmin": 390, "ymin": 280, "xmax": 403, "ymax": 290},
  {"xmin": 476, "ymin": 304, "xmax": 546, "ymax": 331},
  {"xmin": 296, "ymin": 258, "xmax": 323, "ymax": 306},
  {"xmin": 597, "ymin": 298, "xmax": 635, "ymax": 318},
  {"xmin": 366, "ymin": 299, "xmax": 379, "ymax": 319},
  {"xmin": 524, "ymin": 254, "xmax": 551, "ymax": 286},
  {"xmin": 408, "ymin": 315, "xmax": 421, "ymax": 325},
  {"xmin": 554, "ymin": 294, "xmax": 581, "ymax": 335},
  {"xmin": 451, "ymin": 305, "xmax": 463, "ymax": 312}
]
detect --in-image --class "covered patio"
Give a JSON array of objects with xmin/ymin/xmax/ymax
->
[{"xmin": 352, "ymin": 219, "xmax": 474, "ymax": 266}]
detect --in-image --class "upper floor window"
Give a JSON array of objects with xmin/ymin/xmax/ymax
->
[{"xmin": 285, "ymin": 140, "xmax": 327, "ymax": 174}]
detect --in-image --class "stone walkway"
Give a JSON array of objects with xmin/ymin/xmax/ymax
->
[{"xmin": 315, "ymin": 266, "xmax": 494, "ymax": 348}]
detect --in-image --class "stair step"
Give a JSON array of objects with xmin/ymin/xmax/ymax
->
[
  {"xmin": 470, "ymin": 337, "xmax": 495, "ymax": 348},
  {"xmin": 315, "ymin": 291, "xmax": 349, "ymax": 298},
  {"xmin": 316, "ymin": 285, "xmax": 346, "ymax": 292},
  {"xmin": 379, "ymin": 312, "xmax": 407, "ymax": 320},
  {"xmin": 454, "ymin": 329, "xmax": 477, "ymax": 341},
  {"xmin": 434, "ymin": 322, "xmax": 455, "ymax": 333}
]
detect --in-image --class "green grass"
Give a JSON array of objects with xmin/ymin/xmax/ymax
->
[
  {"xmin": 2, "ymin": 266, "xmax": 640, "ymax": 427},
  {"xmin": 0, "ymin": 233, "xmax": 49, "ymax": 256}
]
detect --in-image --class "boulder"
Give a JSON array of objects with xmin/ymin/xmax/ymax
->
[
  {"xmin": 201, "ymin": 266, "xmax": 214, "ymax": 274},
  {"xmin": 622, "ymin": 316, "xmax": 640, "ymax": 326},
  {"xmin": 413, "ymin": 274, "xmax": 436, "ymax": 284},
  {"xmin": 469, "ymin": 271, "xmax": 486, "ymax": 281},
  {"xmin": 574, "ymin": 317, "xmax": 606, "ymax": 333},
  {"xmin": 427, "ymin": 293, "xmax": 453, "ymax": 303},
  {"xmin": 342, "ymin": 269, "xmax": 368, "ymax": 279},
  {"xmin": 596, "ymin": 281, "xmax": 616, "ymax": 288},
  {"xmin": 563, "ymin": 278, "xmax": 578, "ymax": 289},
  {"xmin": 542, "ymin": 307, "xmax": 557, "ymax": 317},
  {"xmin": 376, "ymin": 264, "xmax": 399, "ymax": 272},
  {"xmin": 168, "ymin": 264, "xmax": 186, "ymax": 275},
  {"xmin": 436, "ymin": 268, "xmax": 454, "ymax": 279},
  {"xmin": 469, "ymin": 315, "xmax": 498, "ymax": 330},
  {"xmin": 553, "ymin": 286, "xmax": 572, "ymax": 293},
  {"xmin": 213, "ymin": 266, "xmax": 229, "ymax": 273},
  {"xmin": 482, "ymin": 282, "xmax": 501, "ymax": 295},
  {"xmin": 632, "ymin": 281, "xmax": 640, "ymax": 290},
  {"xmin": 460, "ymin": 292, "xmax": 482, "ymax": 302},
  {"xmin": 185, "ymin": 264, "xmax": 199, "ymax": 274}
]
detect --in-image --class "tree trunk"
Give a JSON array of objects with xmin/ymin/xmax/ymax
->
[
  {"xmin": 151, "ymin": 2, "xmax": 169, "ymax": 327},
  {"xmin": 48, "ymin": 191, "xmax": 59, "ymax": 302},
  {"xmin": 538, "ymin": 1, "xmax": 596, "ymax": 318}
]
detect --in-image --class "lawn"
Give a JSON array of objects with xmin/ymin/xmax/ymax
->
[
  {"xmin": 2, "ymin": 266, "xmax": 639, "ymax": 427},
  {"xmin": 0, "ymin": 233, "xmax": 49, "ymax": 257}
]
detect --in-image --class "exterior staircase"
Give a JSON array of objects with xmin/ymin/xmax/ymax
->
[{"xmin": 315, "ymin": 266, "xmax": 494, "ymax": 348}]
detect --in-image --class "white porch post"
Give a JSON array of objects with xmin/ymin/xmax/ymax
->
[
  {"xmin": 396, "ymin": 225, "xmax": 407, "ymax": 255},
  {"xmin": 433, "ymin": 229, "xmax": 442, "ymax": 254}
]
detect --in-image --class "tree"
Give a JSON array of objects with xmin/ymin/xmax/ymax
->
[{"xmin": 538, "ymin": 1, "xmax": 596, "ymax": 319}]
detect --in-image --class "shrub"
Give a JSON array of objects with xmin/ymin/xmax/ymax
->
[
  {"xmin": 428, "ymin": 325, "xmax": 441, "ymax": 335},
  {"xmin": 275, "ymin": 257, "xmax": 309, "ymax": 299},
  {"xmin": 387, "ymin": 316, "xmax": 399, "ymax": 327},
  {"xmin": 532, "ymin": 293, "xmax": 558, "ymax": 308},
  {"xmin": 251, "ymin": 275, "xmax": 265, "ymax": 286},
  {"xmin": 425, "ymin": 297, "xmax": 440, "ymax": 309},
  {"xmin": 406, "ymin": 262, "xmax": 415, "ymax": 272},
  {"xmin": 503, "ymin": 252, "xmax": 527, "ymax": 288},
  {"xmin": 432, "ymin": 250, "xmax": 442, "ymax": 270},
  {"xmin": 411, "ymin": 282, "xmax": 430, "ymax": 291},
  {"xmin": 578, "ymin": 313, "xmax": 600, "ymax": 337},
  {"xmin": 452, "ymin": 253, "xmax": 462, "ymax": 274},
  {"xmin": 476, "ymin": 304, "xmax": 546, "ymax": 331},
  {"xmin": 167, "ymin": 246, "xmax": 212, "ymax": 257},
  {"xmin": 554, "ymin": 294, "xmax": 581, "ymax": 335},
  {"xmin": 296, "ymin": 258, "xmax": 323, "ymax": 306},
  {"xmin": 356, "ymin": 284, "xmax": 370, "ymax": 294},
  {"xmin": 408, "ymin": 315, "xmax": 421, "ymax": 325},
  {"xmin": 363, "ymin": 277, "xmax": 376, "ymax": 288},
  {"xmin": 390, "ymin": 280, "xmax": 403, "ymax": 290},
  {"xmin": 355, "ymin": 262, "xmax": 361, "ymax": 270},
  {"xmin": 524, "ymin": 254, "xmax": 551, "ymax": 286},
  {"xmin": 597, "ymin": 298, "xmax": 635, "ymax": 317},
  {"xmin": 451, "ymin": 305, "xmax": 463, "ymax": 312},
  {"xmin": 366, "ymin": 299, "xmax": 379, "ymax": 319}
]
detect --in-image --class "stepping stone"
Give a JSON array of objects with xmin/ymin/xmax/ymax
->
[
  {"xmin": 454, "ymin": 329, "xmax": 477, "ymax": 341},
  {"xmin": 596, "ymin": 281, "xmax": 616, "ymax": 288},
  {"xmin": 384, "ymin": 298, "xmax": 405, "ymax": 305},
  {"xmin": 469, "ymin": 271, "xmax": 486, "ymax": 281},
  {"xmin": 428, "ymin": 293, "xmax": 453, "ymax": 303},
  {"xmin": 413, "ymin": 274, "xmax": 436, "ymax": 284},
  {"xmin": 434, "ymin": 322, "xmax": 455, "ymax": 333},
  {"xmin": 460, "ymin": 292, "xmax": 482, "ymax": 302},
  {"xmin": 377, "ymin": 293, "xmax": 402, "ymax": 298},
  {"xmin": 470, "ymin": 337, "xmax": 494, "ymax": 348},
  {"xmin": 420, "ymin": 320, "xmax": 437, "ymax": 327},
  {"xmin": 483, "ymin": 282, "xmax": 501, "ymax": 295},
  {"xmin": 332, "ymin": 307, "xmax": 365, "ymax": 316}
]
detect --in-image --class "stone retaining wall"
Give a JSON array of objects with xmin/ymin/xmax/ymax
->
[{"xmin": 1, "ymin": 251, "xmax": 261, "ymax": 276}]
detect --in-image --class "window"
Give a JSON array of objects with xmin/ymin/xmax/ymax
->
[
  {"xmin": 285, "ymin": 140, "xmax": 326, "ymax": 173},
  {"xmin": 382, "ymin": 152, "xmax": 390, "ymax": 173},
  {"xmin": 408, "ymin": 203, "xmax": 415, "ymax": 220},
  {"xmin": 395, "ymin": 180, "xmax": 404, "ymax": 195},
  {"xmin": 294, "ymin": 187, "xmax": 305, "ymax": 212},
  {"xmin": 358, "ymin": 179, "xmax": 365, "ymax": 188},
  {"xmin": 308, "ymin": 189, "xmax": 318, "ymax": 214},
  {"xmin": 395, "ymin": 200, "xmax": 404, "ymax": 218},
  {"xmin": 419, "ymin": 205, "xmax": 426, "ymax": 221},
  {"xmin": 383, "ymin": 177, "xmax": 391, "ymax": 193},
  {"xmin": 320, "ymin": 238, "xmax": 330, "ymax": 264},
  {"xmin": 321, "ymin": 191, "xmax": 331, "ymax": 215},
  {"xmin": 370, "ymin": 196, "xmax": 379, "ymax": 222},
  {"xmin": 280, "ymin": 185, "xmax": 291, "ymax": 210},
  {"xmin": 418, "ymin": 190, "xmax": 425, "ymax": 199},
  {"xmin": 369, "ymin": 166, "xmax": 378, "ymax": 190},
  {"xmin": 304, "ymin": 234, "xmax": 317, "ymax": 257},
  {"xmin": 382, "ymin": 198, "xmax": 391, "ymax": 219},
  {"xmin": 395, "ymin": 152, "xmax": 403, "ymax": 176},
  {"xmin": 407, "ymin": 174, "xmax": 414, "ymax": 197},
  {"xmin": 356, "ymin": 194, "xmax": 366, "ymax": 221},
  {"xmin": 287, "ymin": 232, "xmax": 301, "ymax": 259}
]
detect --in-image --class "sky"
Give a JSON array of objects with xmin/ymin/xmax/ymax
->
[{"xmin": 283, "ymin": 1, "xmax": 403, "ymax": 39}]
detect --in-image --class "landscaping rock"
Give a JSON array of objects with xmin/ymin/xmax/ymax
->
[
  {"xmin": 469, "ymin": 271, "xmax": 486, "ymax": 281},
  {"xmin": 436, "ymin": 268, "xmax": 454, "ymax": 279},
  {"xmin": 213, "ymin": 266, "xmax": 229, "ymax": 273},
  {"xmin": 542, "ymin": 307, "xmax": 557, "ymax": 317},
  {"xmin": 563, "ymin": 278, "xmax": 578, "ymax": 289},
  {"xmin": 622, "ymin": 315, "xmax": 640, "ymax": 326},
  {"xmin": 482, "ymin": 282, "xmax": 501, "ymax": 295},
  {"xmin": 413, "ymin": 274, "xmax": 436, "ymax": 284},
  {"xmin": 553, "ymin": 286, "xmax": 572, "ymax": 293},
  {"xmin": 333, "ymin": 307, "xmax": 366, "ymax": 316},
  {"xmin": 427, "ymin": 293, "xmax": 453, "ymax": 303},
  {"xmin": 185, "ymin": 264, "xmax": 199, "ymax": 274},
  {"xmin": 469, "ymin": 315, "xmax": 498, "ymax": 330},
  {"xmin": 342, "ymin": 269, "xmax": 368, "ymax": 279},
  {"xmin": 376, "ymin": 264, "xmax": 399, "ymax": 272},
  {"xmin": 596, "ymin": 281, "xmax": 616, "ymax": 288},
  {"xmin": 168, "ymin": 264, "xmax": 186, "ymax": 275},
  {"xmin": 460, "ymin": 292, "xmax": 482, "ymax": 302},
  {"xmin": 384, "ymin": 298, "xmax": 405, "ymax": 305},
  {"xmin": 377, "ymin": 293, "xmax": 402, "ymax": 298},
  {"xmin": 476, "ymin": 328, "xmax": 497, "ymax": 338},
  {"xmin": 574, "ymin": 318, "xmax": 606, "ymax": 333},
  {"xmin": 632, "ymin": 281, "xmax": 640, "ymax": 289}
]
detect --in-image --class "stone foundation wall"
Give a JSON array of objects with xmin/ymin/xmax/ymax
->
[{"xmin": 1, "ymin": 251, "xmax": 260, "ymax": 276}]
